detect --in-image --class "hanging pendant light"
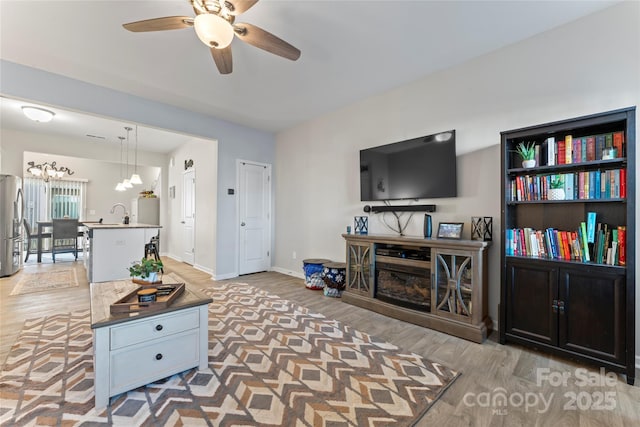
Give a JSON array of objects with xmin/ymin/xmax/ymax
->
[
  {"xmin": 115, "ymin": 136, "xmax": 126, "ymax": 191},
  {"xmin": 130, "ymin": 125, "xmax": 143, "ymax": 185},
  {"xmin": 122, "ymin": 127, "xmax": 133, "ymax": 188}
]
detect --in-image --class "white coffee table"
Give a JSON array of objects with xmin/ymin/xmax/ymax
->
[{"xmin": 89, "ymin": 273, "xmax": 212, "ymax": 409}]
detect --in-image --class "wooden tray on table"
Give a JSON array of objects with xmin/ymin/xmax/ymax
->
[{"xmin": 110, "ymin": 282, "xmax": 185, "ymax": 314}]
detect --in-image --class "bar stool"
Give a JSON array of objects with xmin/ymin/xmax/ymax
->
[{"xmin": 144, "ymin": 236, "xmax": 163, "ymax": 273}]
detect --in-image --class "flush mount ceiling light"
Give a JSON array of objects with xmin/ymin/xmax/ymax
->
[
  {"xmin": 194, "ymin": 13, "xmax": 234, "ymax": 49},
  {"xmin": 21, "ymin": 106, "xmax": 55, "ymax": 123}
]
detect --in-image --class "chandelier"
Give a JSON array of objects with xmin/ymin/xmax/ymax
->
[{"xmin": 26, "ymin": 161, "xmax": 74, "ymax": 182}]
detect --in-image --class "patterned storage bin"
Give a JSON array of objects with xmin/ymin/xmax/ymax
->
[
  {"xmin": 322, "ymin": 262, "xmax": 346, "ymax": 298},
  {"xmin": 302, "ymin": 258, "xmax": 331, "ymax": 290}
]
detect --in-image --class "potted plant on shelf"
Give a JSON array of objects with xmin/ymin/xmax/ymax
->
[
  {"xmin": 548, "ymin": 176, "xmax": 565, "ymax": 200},
  {"xmin": 515, "ymin": 142, "xmax": 536, "ymax": 168},
  {"xmin": 128, "ymin": 257, "xmax": 163, "ymax": 284}
]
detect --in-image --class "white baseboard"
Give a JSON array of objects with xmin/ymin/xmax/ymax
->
[
  {"xmin": 163, "ymin": 253, "xmax": 182, "ymax": 262},
  {"xmin": 271, "ymin": 266, "xmax": 305, "ymax": 280},
  {"xmin": 193, "ymin": 263, "xmax": 213, "ymax": 275},
  {"xmin": 212, "ymin": 272, "xmax": 238, "ymax": 281}
]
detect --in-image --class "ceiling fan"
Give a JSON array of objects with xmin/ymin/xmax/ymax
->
[{"xmin": 122, "ymin": 0, "xmax": 301, "ymax": 75}]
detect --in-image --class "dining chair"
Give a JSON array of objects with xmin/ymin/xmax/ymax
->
[
  {"xmin": 22, "ymin": 218, "xmax": 39, "ymax": 262},
  {"xmin": 51, "ymin": 218, "xmax": 79, "ymax": 262}
]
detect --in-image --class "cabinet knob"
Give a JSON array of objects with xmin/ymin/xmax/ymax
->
[
  {"xmin": 155, "ymin": 324, "xmax": 163, "ymax": 331},
  {"xmin": 155, "ymin": 353, "xmax": 163, "ymax": 360}
]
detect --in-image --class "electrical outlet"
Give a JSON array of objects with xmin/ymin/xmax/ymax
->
[{"xmin": 292, "ymin": 251, "xmax": 297, "ymax": 260}]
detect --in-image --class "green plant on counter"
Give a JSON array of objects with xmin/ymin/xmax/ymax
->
[
  {"xmin": 128, "ymin": 257, "xmax": 163, "ymax": 278},
  {"xmin": 514, "ymin": 142, "xmax": 536, "ymax": 161}
]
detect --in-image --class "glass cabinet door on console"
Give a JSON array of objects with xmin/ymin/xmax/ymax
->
[
  {"xmin": 432, "ymin": 249, "xmax": 474, "ymax": 323},
  {"xmin": 346, "ymin": 242, "xmax": 373, "ymax": 296}
]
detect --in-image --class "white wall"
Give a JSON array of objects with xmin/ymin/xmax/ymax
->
[
  {"xmin": 22, "ymin": 149, "xmax": 161, "ymax": 223},
  {"xmin": 1, "ymin": 129, "xmax": 163, "ymax": 221},
  {"xmin": 274, "ymin": 2, "xmax": 639, "ymax": 358},
  {"xmin": 167, "ymin": 139, "xmax": 218, "ymax": 274},
  {"xmin": 0, "ymin": 61, "xmax": 276, "ymax": 278}
]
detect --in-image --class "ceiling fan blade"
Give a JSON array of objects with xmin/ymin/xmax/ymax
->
[
  {"xmin": 235, "ymin": 23, "xmax": 300, "ymax": 61},
  {"xmin": 123, "ymin": 16, "xmax": 193, "ymax": 32},
  {"xmin": 211, "ymin": 46, "xmax": 233, "ymax": 74},
  {"xmin": 224, "ymin": 0, "xmax": 259, "ymax": 16}
]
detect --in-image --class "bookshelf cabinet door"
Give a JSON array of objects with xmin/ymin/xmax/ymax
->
[
  {"xmin": 505, "ymin": 259, "xmax": 558, "ymax": 346},
  {"xmin": 346, "ymin": 242, "xmax": 372, "ymax": 296},
  {"xmin": 558, "ymin": 267, "xmax": 626, "ymax": 364}
]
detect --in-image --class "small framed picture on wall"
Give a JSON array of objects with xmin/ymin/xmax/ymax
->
[{"xmin": 437, "ymin": 222, "xmax": 464, "ymax": 239}]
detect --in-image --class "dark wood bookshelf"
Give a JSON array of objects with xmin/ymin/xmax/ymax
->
[{"xmin": 499, "ymin": 107, "xmax": 636, "ymax": 385}]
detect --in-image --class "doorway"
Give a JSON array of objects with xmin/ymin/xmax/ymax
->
[
  {"xmin": 182, "ymin": 168, "xmax": 195, "ymax": 265},
  {"xmin": 237, "ymin": 160, "xmax": 271, "ymax": 275}
]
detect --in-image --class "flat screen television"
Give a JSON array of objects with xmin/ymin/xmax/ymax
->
[{"xmin": 360, "ymin": 130, "xmax": 457, "ymax": 201}]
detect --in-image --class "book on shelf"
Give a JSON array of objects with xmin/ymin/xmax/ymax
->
[
  {"xmin": 506, "ymin": 223, "xmax": 625, "ymax": 266},
  {"xmin": 558, "ymin": 139, "xmax": 566, "ymax": 165},
  {"xmin": 586, "ymin": 212, "xmax": 596, "ymax": 243},
  {"xmin": 528, "ymin": 131, "xmax": 625, "ymax": 166},
  {"xmin": 565, "ymin": 135, "xmax": 572, "ymax": 164},
  {"xmin": 546, "ymin": 137, "xmax": 556, "ymax": 166},
  {"xmin": 618, "ymin": 226, "xmax": 626, "ymax": 266},
  {"xmin": 595, "ymin": 134, "xmax": 605, "ymax": 160},
  {"xmin": 586, "ymin": 136, "xmax": 596, "ymax": 161},
  {"xmin": 613, "ymin": 131, "xmax": 624, "ymax": 158}
]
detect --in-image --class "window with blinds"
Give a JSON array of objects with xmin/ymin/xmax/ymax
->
[{"xmin": 23, "ymin": 177, "xmax": 87, "ymax": 230}]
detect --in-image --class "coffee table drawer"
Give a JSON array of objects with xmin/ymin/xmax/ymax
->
[
  {"xmin": 110, "ymin": 308, "xmax": 199, "ymax": 350},
  {"xmin": 110, "ymin": 329, "xmax": 200, "ymax": 395}
]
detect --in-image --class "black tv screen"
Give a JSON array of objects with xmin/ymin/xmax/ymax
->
[{"xmin": 360, "ymin": 130, "xmax": 457, "ymax": 201}]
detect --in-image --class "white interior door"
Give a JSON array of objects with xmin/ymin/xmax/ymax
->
[
  {"xmin": 182, "ymin": 168, "xmax": 195, "ymax": 265},
  {"xmin": 238, "ymin": 161, "xmax": 271, "ymax": 275}
]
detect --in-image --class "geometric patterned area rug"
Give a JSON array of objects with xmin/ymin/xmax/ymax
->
[
  {"xmin": 0, "ymin": 283, "xmax": 458, "ymax": 426},
  {"xmin": 9, "ymin": 268, "xmax": 79, "ymax": 296}
]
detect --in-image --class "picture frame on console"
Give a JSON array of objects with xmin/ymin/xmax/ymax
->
[{"xmin": 437, "ymin": 222, "xmax": 463, "ymax": 239}]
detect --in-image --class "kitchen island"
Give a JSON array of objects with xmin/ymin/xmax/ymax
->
[{"xmin": 84, "ymin": 222, "xmax": 161, "ymax": 283}]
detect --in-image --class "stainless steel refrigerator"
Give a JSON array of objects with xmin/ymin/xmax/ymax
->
[{"xmin": 0, "ymin": 174, "xmax": 24, "ymax": 277}]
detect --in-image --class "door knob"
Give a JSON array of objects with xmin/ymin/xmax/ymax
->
[{"xmin": 241, "ymin": 222, "xmax": 246, "ymax": 226}]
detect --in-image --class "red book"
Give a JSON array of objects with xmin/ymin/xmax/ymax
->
[
  {"xmin": 560, "ymin": 231, "xmax": 571, "ymax": 260},
  {"xmin": 586, "ymin": 136, "xmax": 596, "ymax": 161},
  {"xmin": 620, "ymin": 168, "xmax": 626, "ymax": 199},
  {"xmin": 613, "ymin": 131, "xmax": 624, "ymax": 158},
  {"xmin": 519, "ymin": 229, "xmax": 527, "ymax": 256},
  {"xmin": 617, "ymin": 226, "xmax": 626, "ymax": 266},
  {"xmin": 557, "ymin": 140, "xmax": 566, "ymax": 164}
]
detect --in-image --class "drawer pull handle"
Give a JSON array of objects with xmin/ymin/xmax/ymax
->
[
  {"xmin": 155, "ymin": 324, "xmax": 163, "ymax": 331},
  {"xmin": 155, "ymin": 353, "xmax": 163, "ymax": 360}
]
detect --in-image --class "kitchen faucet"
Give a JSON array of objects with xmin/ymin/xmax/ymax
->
[{"xmin": 110, "ymin": 203, "xmax": 130, "ymax": 224}]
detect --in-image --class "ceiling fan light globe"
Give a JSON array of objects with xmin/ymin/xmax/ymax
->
[
  {"xmin": 194, "ymin": 13, "xmax": 234, "ymax": 49},
  {"xmin": 130, "ymin": 174, "xmax": 143, "ymax": 185}
]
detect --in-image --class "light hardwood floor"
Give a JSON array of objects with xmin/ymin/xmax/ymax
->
[{"xmin": 1, "ymin": 257, "xmax": 638, "ymax": 426}]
